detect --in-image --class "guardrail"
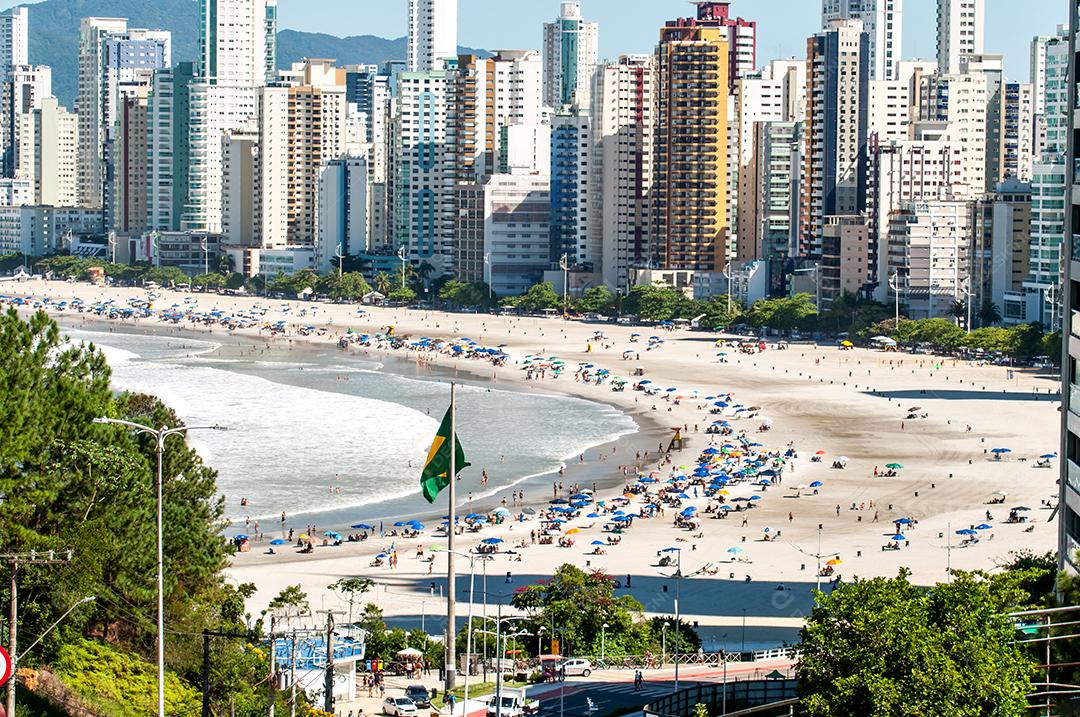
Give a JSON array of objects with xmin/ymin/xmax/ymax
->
[
  {"xmin": 562, "ymin": 652, "xmax": 746, "ymax": 670},
  {"xmin": 643, "ymin": 678, "xmax": 798, "ymax": 717}
]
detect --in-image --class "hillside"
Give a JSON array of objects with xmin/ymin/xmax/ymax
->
[{"xmin": 19, "ymin": 0, "xmax": 487, "ymax": 108}]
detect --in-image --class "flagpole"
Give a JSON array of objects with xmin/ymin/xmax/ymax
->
[{"xmin": 446, "ymin": 381, "xmax": 458, "ymax": 695}]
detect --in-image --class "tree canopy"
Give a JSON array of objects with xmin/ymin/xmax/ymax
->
[{"xmin": 798, "ymin": 570, "xmax": 1033, "ymax": 717}]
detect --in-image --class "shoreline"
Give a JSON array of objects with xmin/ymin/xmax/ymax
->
[
  {"xmin": 47, "ymin": 308, "xmax": 670, "ymax": 534},
  {"xmin": 4, "ymin": 279, "xmax": 1062, "ymax": 645}
]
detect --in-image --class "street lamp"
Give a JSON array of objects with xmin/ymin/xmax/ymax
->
[
  {"xmin": 601, "ymin": 623, "xmax": 608, "ymax": 664},
  {"xmin": 432, "ymin": 546, "xmax": 481, "ymax": 715},
  {"xmin": 334, "ymin": 244, "xmax": 345, "ymax": 278},
  {"xmin": 397, "ymin": 246, "xmax": 408, "ymax": 290},
  {"xmin": 536, "ymin": 626, "xmax": 546, "ymax": 658},
  {"xmin": 889, "ymin": 270, "xmax": 902, "ymax": 328},
  {"xmin": 475, "ymin": 609, "xmax": 530, "ymax": 717},
  {"xmin": 661, "ymin": 622, "xmax": 669, "ymax": 667},
  {"xmin": 722, "ymin": 263, "xmax": 733, "ymax": 318},
  {"xmin": 93, "ymin": 417, "xmax": 227, "ymax": 717},
  {"xmin": 559, "ymin": 253, "xmax": 570, "ymax": 317},
  {"xmin": 658, "ymin": 548, "xmax": 713, "ymax": 694}
]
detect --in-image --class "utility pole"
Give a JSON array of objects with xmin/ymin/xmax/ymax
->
[
  {"xmin": 317, "ymin": 610, "xmax": 342, "ymax": 712},
  {"xmin": 268, "ymin": 615, "xmax": 276, "ymax": 717},
  {"xmin": 3, "ymin": 550, "xmax": 73, "ymax": 717},
  {"xmin": 289, "ymin": 632, "xmax": 297, "ymax": 717},
  {"xmin": 560, "ymin": 253, "xmax": 570, "ymax": 317}
]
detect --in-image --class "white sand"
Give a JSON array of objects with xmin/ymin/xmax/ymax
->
[{"xmin": 5, "ymin": 279, "xmax": 1062, "ymax": 634}]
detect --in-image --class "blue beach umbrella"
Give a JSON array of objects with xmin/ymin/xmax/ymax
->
[
  {"xmin": 586, "ymin": 513, "xmax": 601, "ymax": 519},
  {"xmin": 889, "ymin": 534, "xmax": 907, "ymax": 541},
  {"xmin": 351, "ymin": 523, "xmax": 373, "ymax": 530},
  {"xmin": 974, "ymin": 523, "xmax": 992, "ymax": 530},
  {"xmin": 956, "ymin": 528, "xmax": 977, "ymax": 536},
  {"xmin": 591, "ymin": 540, "xmax": 606, "ymax": 546},
  {"xmin": 270, "ymin": 539, "xmax": 286, "ymax": 545},
  {"xmin": 809, "ymin": 481, "xmax": 823, "ymax": 488},
  {"xmin": 482, "ymin": 537, "xmax": 504, "ymax": 545},
  {"xmin": 991, "ymin": 447, "xmax": 1012, "ymax": 454}
]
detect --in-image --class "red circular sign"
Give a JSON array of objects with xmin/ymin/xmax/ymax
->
[{"xmin": 0, "ymin": 646, "xmax": 11, "ymax": 688}]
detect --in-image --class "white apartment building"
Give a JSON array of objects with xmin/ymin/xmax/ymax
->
[
  {"xmin": 76, "ymin": 17, "xmax": 126, "ymax": 209},
  {"xmin": 0, "ymin": 7, "xmax": 28, "ymax": 85},
  {"xmin": 867, "ymin": 60, "xmax": 935, "ymax": 142},
  {"xmin": 183, "ymin": 83, "xmax": 259, "ymax": 232},
  {"xmin": 543, "ymin": 2, "xmax": 599, "ymax": 109},
  {"xmin": 482, "ymin": 173, "xmax": 551, "ymax": 297},
  {"xmin": 17, "ymin": 96, "xmax": 78, "ymax": 207},
  {"xmin": 936, "ymin": 0, "xmax": 984, "ymax": 75},
  {"xmin": 919, "ymin": 70, "xmax": 990, "ymax": 197},
  {"xmin": 198, "ymin": 0, "xmax": 276, "ymax": 86},
  {"xmin": 221, "ymin": 87, "xmax": 288, "ymax": 251},
  {"xmin": 593, "ymin": 54, "xmax": 656, "ymax": 292},
  {"xmin": 1021, "ymin": 159, "xmax": 1067, "ymax": 329},
  {"xmin": 407, "ymin": 0, "xmax": 457, "ymax": 73},
  {"xmin": 822, "ymin": 0, "xmax": 903, "ymax": 80},
  {"xmin": 2, "ymin": 64, "xmax": 51, "ymax": 176},
  {"xmin": 887, "ymin": 200, "xmax": 973, "ymax": 319},
  {"xmin": 550, "ymin": 110, "xmax": 598, "ymax": 271}
]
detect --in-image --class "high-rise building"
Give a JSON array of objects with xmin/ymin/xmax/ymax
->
[
  {"xmin": 221, "ymin": 86, "xmax": 289, "ymax": 250},
  {"xmin": 1003, "ymin": 81, "xmax": 1034, "ymax": 182},
  {"xmin": 147, "ymin": 62, "xmax": 195, "ymax": 231},
  {"xmin": 1021, "ymin": 159, "xmax": 1067, "ymax": 328},
  {"xmin": 741, "ymin": 121, "xmax": 801, "ymax": 270},
  {"xmin": 936, "ymin": 0, "xmax": 984, "ymax": 75},
  {"xmin": 480, "ymin": 173, "xmax": 551, "ymax": 296},
  {"xmin": 821, "ymin": 214, "xmax": 872, "ymax": 302},
  {"xmin": 886, "ymin": 200, "xmax": 972, "ymax": 319},
  {"xmin": 655, "ymin": 10, "xmax": 731, "ymax": 272},
  {"xmin": 800, "ymin": 20, "xmax": 870, "ymax": 257},
  {"xmin": 16, "ymin": 96, "xmax": 78, "ymax": 207},
  {"xmin": 1057, "ymin": 0, "xmax": 1080, "ymax": 573},
  {"xmin": 866, "ymin": 60, "xmax": 935, "ymax": 143},
  {"xmin": 407, "ymin": 0, "xmax": 457, "ymax": 73},
  {"xmin": 549, "ymin": 111, "xmax": 597, "ymax": 270},
  {"xmin": 2, "ymin": 64, "xmax": 51, "ymax": 177},
  {"xmin": 77, "ymin": 19, "xmax": 170, "ymax": 212},
  {"xmin": 279, "ymin": 59, "xmax": 349, "ymax": 246},
  {"xmin": 918, "ymin": 70, "xmax": 990, "ymax": 198},
  {"xmin": 970, "ymin": 178, "xmax": 1033, "ymax": 324},
  {"xmin": 111, "ymin": 94, "xmax": 149, "ymax": 234},
  {"xmin": 198, "ymin": 0, "xmax": 276, "ymax": 85},
  {"xmin": 0, "ymin": 7, "xmax": 28, "ymax": 86},
  {"xmin": 392, "ymin": 68, "xmax": 453, "ymax": 267},
  {"xmin": 317, "ymin": 155, "xmax": 368, "ymax": 273},
  {"xmin": 735, "ymin": 59, "xmax": 806, "ymax": 261},
  {"xmin": 542, "ymin": 2, "xmax": 599, "ymax": 108},
  {"xmin": 594, "ymin": 54, "xmax": 656, "ymax": 292},
  {"xmin": 822, "ymin": 0, "xmax": 903, "ymax": 80}
]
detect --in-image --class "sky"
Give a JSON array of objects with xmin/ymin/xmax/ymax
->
[{"xmin": 1, "ymin": 0, "xmax": 1067, "ymax": 81}]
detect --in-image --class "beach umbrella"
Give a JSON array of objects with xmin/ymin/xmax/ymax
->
[
  {"xmin": 493, "ymin": 507, "xmax": 511, "ymax": 516},
  {"xmin": 885, "ymin": 463, "xmax": 903, "ymax": 470},
  {"xmin": 1040, "ymin": 453, "xmax": 1058, "ymax": 459},
  {"xmin": 586, "ymin": 513, "xmax": 601, "ymax": 519},
  {"xmin": 956, "ymin": 528, "xmax": 977, "ymax": 536},
  {"xmin": 571, "ymin": 493, "xmax": 591, "ymax": 501},
  {"xmin": 545, "ymin": 528, "xmax": 563, "ymax": 536},
  {"xmin": 763, "ymin": 527, "xmax": 772, "ymax": 533},
  {"xmin": 1012, "ymin": 506, "xmax": 1031, "ymax": 512},
  {"xmin": 974, "ymin": 524, "xmax": 992, "ymax": 530},
  {"xmin": 702, "ymin": 447, "xmax": 721, "ymax": 455},
  {"xmin": 991, "ymin": 448, "xmax": 1012, "ymax": 454},
  {"xmin": 550, "ymin": 498, "xmax": 569, "ymax": 505},
  {"xmin": 815, "ymin": 450, "xmax": 826, "ymax": 455},
  {"xmin": 351, "ymin": 523, "xmax": 373, "ymax": 530},
  {"xmin": 826, "ymin": 558, "xmax": 842, "ymax": 566},
  {"xmin": 727, "ymin": 547, "xmax": 743, "ymax": 554},
  {"xmin": 719, "ymin": 505, "xmax": 734, "ymax": 511},
  {"xmin": 895, "ymin": 518, "xmax": 913, "ymax": 525},
  {"xmin": 836, "ymin": 456, "xmax": 849, "ymax": 463},
  {"xmin": 809, "ymin": 481, "xmax": 823, "ymax": 488},
  {"xmin": 393, "ymin": 521, "xmax": 409, "ymax": 527},
  {"xmin": 376, "ymin": 553, "xmax": 388, "ymax": 559},
  {"xmin": 613, "ymin": 516, "xmax": 632, "ymax": 522},
  {"xmin": 591, "ymin": 540, "xmax": 606, "ymax": 546},
  {"xmin": 748, "ymin": 496, "xmax": 762, "ymax": 502},
  {"xmin": 410, "ymin": 522, "xmax": 425, "ymax": 531},
  {"xmin": 482, "ymin": 537, "xmax": 504, "ymax": 545},
  {"xmin": 233, "ymin": 534, "xmax": 249, "ymax": 541},
  {"xmin": 565, "ymin": 528, "xmax": 582, "ymax": 535},
  {"xmin": 889, "ymin": 534, "xmax": 907, "ymax": 541},
  {"xmin": 522, "ymin": 507, "xmax": 537, "ymax": 515}
]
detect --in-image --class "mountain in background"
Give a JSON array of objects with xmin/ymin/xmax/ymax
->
[{"xmin": 22, "ymin": 0, "xmax": 487, "ymax": 109}]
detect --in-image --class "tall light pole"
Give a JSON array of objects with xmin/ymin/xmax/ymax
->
[
  {"xmin": 536, "ymin": 626, "xmax": 546, "ymax": 658},
  {"xmin": 601, "ymin": 623, "xmax": 608, "ymax": 664},
  {"xmin": 889, "ymin": 270, "xmax": 901, "ymax": 328},
  {"xmin": 200, "ymin": 237, "xmax": 209, "ymax": 277},
  {"xmin": 398, "ymin": 246, "xmax": 408, "ymax": 290},
  {"xmin": 658, "ymin": 548, "xmax": 712, "ymax": 694},
  {"xmin": 93, "ymin": 417, "xmax": 227, "ymax": 717},
  {"xmin": 723, "ymin": 263, "xmax": 733, "ymax": 318},
  {"xmin": 433, "ymin": 547, "xmax": 479, "ymax": 715},
  {"xmin": 334, "ymin": 244, "xmax": 345, "ymax": 278},
  {"xmin": 958, "ymin": 275, "xmax": 973, "ymax": 329},
  {"xmin": 661, "ymin": 622, "xmax": 669, "ymax": 666},
  {"xmin": 559, "ymin": 253, "xmax": 570, "ymax": 317}
]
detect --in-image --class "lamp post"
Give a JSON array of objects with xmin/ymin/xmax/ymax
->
[
  {"xmin": 661, "ymin": 622, "xmax": 669, "ymax": 667},
  {"xmin": 93, "ymin": 417, "xmax": 227, "ymax": 717},
  {"xmin": 536, "ymin": 626, "xmax": 546, "ymax": 659},
  {"xmin": 200, "ymin": 237, "xmax": 209, "ymax": 277},
  {"xmin": 433, "ymin": 547, "xmax": 480, "ymax": 715},
  {"xmin": 723, "ymin": 262, "xmax": 733, "ymax": 318},
  {"xmin": 658, "ymin": 548, "xmax": 712, "ymax": 694},
  {"xmin": 601, "ymin": 623, "xmax": 608, "ymax": 664},
  {"xmin": 889, "ymin": 270, "xmax": 901, "ymax": 328},
  {"xmin": 398, "ymin": 246, "xmax": 408, "ymax": 290},
  {"xmin": 475, "ymin": 607, "xmax": 529, "ymax": 717},
  {"xmin": 334, "ymin": 244, "xmax": 345, "ymax": 278},
  {"xmin": 559, "ymin": 253, "xmax": 570, "ymax": 317}
]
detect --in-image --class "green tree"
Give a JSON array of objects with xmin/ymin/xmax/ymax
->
[
  {"xmin": 962, "ymin": 326, "xmax": 1018, "ymax": 354},
  {"xmin": 439, "ymin": 279, "xmax": 492, "ymax": 308},
  {"xmin": 746, "ymin": 294, "xmax": 818, "ymax": 332},
  {"xmin": 388, "ymin": 286, "xmax": 417, "ymax": 303},
  {"xmin": 798, "ymin": 570, "xmax": 1032, "ymax": 717},
  {"xmin": 193, "ymin": 272, "xmax": 226, "ymax": 291},
  {"xmin": 330, "ymin": 577, "xmax": 373, "ymax": 625},
  {"xmin": 517, "ymin": 282, "xmax": 563, "ymax": 313},
  {"xmin": 621, "ymin": 285, "xmax": 686, "ymax": 322},
  {"xmin": 978, "ymin": 300, "xmax": 1003, "ymax": 327},
  {"xmin": 373, "ymin": 271, "xmax": 396, "ymax": 296},
  {"xmin": 574, "ymin": 286, "xmax": 616, "ymax": 315},
  {"xmin": 318, "ymin": 271, "xmax": 371, "ymax": 302}
]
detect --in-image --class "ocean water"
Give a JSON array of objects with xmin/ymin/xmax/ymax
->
[{"xmin": 65, "ymin": 327, "xmax": 638, "ymax": 529}]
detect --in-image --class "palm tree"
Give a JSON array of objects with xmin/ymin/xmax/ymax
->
[
  {"xmin": 948, "ymin": 300, "xmax": 967, "ymax": 326},
  {"xmin": 373, "ymin": 271, "xmax": 393, "ymax": 296},
  {"xmin": 978, "ymin": 300, "xmax": 1002, "ymax": 327}
]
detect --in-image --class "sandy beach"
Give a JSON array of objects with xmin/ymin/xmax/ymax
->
[{"xmin": 3, "ymin": 278, "xmax": 1063, "ymax": 648}]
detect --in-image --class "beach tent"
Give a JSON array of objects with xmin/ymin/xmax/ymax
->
[{"xmin": 362, "ymin": 291, "xmax": 386, "ymax": 306}]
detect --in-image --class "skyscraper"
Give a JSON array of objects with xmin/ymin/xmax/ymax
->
[
  {"xmin": 1057, "ymin": 0, "xmax": 1080, "ymax": 573},
  {"xmin": 822, "ymin": 0, "xmax": 903, "ymax": 81},
  {"xmin": 542, "ymin": 2, "xmax": 599, "ymax": 108},
  {"xmin": 0, "ymin": 7, "xmax": 28, "ymax": 86},
  {"xmin": 595, "ymin": 54, "xmax": 656, "ymax": 292},
  {"xmin": 936, "ymin": 0, "xmax": 984, "ymax": 75},
  {"xmin": 655, "ymin": 9, "xmax": 731, "ymax": 272},
  {"xmin": 407, "ymin": 0, "xmax": 458, "ymax": 73},
  {"xmin": 77, "ymin": 19, "xmax": 170, "ymax": 212},
  {"xmin": 197, "ymin": 0, "xmax": 276, "ymax": 85},
  {"xmin": 801, "ymin": 20, "xmax": 870, "ymax": 257}
]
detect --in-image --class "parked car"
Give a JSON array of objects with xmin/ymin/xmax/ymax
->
[
  {"xmin": 405, "ymin": 685, "xmax": 433, "ymax": 708},
  {"xmin": 383, "ymin": 697, "xmax": 418, "ymax": 716},
  {"xmin": 558, "ymin": 658, "xmax": 593, "ymax": 677}
]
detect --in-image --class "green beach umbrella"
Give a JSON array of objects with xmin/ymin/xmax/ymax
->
[{"xmin": 885, "ymin": 463, "xmax": 903, "ymax": 470}]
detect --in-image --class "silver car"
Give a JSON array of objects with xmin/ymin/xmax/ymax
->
[{"xmin": 383, "ymin": 697, "xmax": 418, "ymax": 716}]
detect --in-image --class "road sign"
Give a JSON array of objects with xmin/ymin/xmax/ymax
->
[{"xmin": 0, "ymin": 646, "xmax": 10, "ymax": 687}]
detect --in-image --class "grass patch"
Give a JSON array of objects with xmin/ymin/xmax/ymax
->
[{"xmin": 433, "ymin": 680, "xmax": 533, "ymax": 708}]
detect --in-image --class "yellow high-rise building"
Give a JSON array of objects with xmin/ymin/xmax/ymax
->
[{"xmin": 655, "ymin": 9, "xmax": 730, "ymax": 272}]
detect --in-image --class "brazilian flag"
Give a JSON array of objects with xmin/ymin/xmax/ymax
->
[{"xmin": 420, "ymin": 405, "xmax": 470, "ymax": 503}]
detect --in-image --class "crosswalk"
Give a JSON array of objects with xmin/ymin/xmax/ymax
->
[{"xmin": 535, "ymin": 681, "xmax": 674, "ymax": 717}]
